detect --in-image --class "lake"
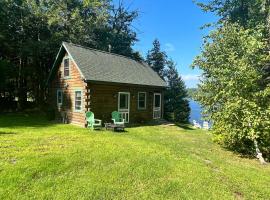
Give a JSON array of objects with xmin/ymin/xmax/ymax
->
[{"xmin": 189, "ymin": 99, "xmax": 203, "ymax": 123}]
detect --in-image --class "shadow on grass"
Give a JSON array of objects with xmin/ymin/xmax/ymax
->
[
  {"xmin": 128, "ymin": 120, "xmax": 195, "ymax": 131},
  {"xmin": 0, "ymin": 113, "xmax": 56, "ymax": 128},
  {"xmin": 0, "ymin": 131, "xmax": 17, "ymax": 135},
  {"xmin": 128, "ymin": 120, "xmax": 172, "ymax": 128},
  {"xmin": 174, "ymin": 123, "xmax": 195, "ymax": 130}
]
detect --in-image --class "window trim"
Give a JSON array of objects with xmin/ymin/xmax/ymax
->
[
  {"xmin": 57, "ymin": 89, "xmax": 63, "ymax": 107},
  {"xmin": 74, "ymin": 89, "xmax": 83, "ymax": 112},
  {"xmin": 137, "ymin": 92, "xmax": 147, "ymax": 110},
  {"xmin": 63, "ymin": 56, "xmax": 70, "ymax": 79}
]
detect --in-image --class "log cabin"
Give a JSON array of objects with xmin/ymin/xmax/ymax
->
[{"xmin": 47, "ymin": 42, "xmax": 167, "ymax": 127}]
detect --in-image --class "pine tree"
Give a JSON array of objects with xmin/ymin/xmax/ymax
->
[
  {"xmin": 146, "ymin": 39, "xmax": 167, "ymax": 79},
  {"xmin": 164, "ymin": 59, "xmax": 190, "ymax": 123}
]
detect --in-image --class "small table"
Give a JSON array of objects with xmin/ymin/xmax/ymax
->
[{"xmin": 104, "ymin": 123, "xmax": 125, "ymax": 131}]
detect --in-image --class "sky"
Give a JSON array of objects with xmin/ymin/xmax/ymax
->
[{"xmin": 114, "ymin": 0, "xmax": 218, "ymax": 88}]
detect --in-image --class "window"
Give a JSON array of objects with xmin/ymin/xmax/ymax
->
[
  {"xmin": 64, "ymin": 58, "xmax": 69, "ymax": 77},
  {"xmin": 118, "ymin": 92, "xmax": 130, "ymax": 123},
  {"xmin": 57, "ymin": 90, "xmax": 63, "ymax": 106},
  {"xmin": 119, "ymin": 93, "xmax": 129, "ymax": 110},
  {"xmin": 74, "ymin": 90, "xmax": 82, "ymax": 111},
  {"xmin": 154, "ymin": 93, "xmax": 161, "ymax": 108},
  {"xmin": 138, "ymin": 92, "xmax": 146, "ymax": 110}
]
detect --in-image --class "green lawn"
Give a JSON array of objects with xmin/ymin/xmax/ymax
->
[{"xmin": 0, "ymin": 114, "xmax": 269, "ymax": 200}]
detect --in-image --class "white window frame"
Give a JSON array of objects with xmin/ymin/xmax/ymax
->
[
  {"xmin": 118, "ymin": 92, "xmax": 130, "ymax": 123},
  {"xmin": 63, "ymin": 56, "xmax": 70, "ymax": 78},
  {"xmin": 138, "ymin": 92, "xmax": 147, "ymax": 110},
  {"xmin": 57, "ymin": 89, "xmax": 63, "ymax": 107},
  {"xmin": 74, "ymin": 90, "xmax": 83, "ymax": 112}
]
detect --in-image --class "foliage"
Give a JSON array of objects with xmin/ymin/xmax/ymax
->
[
  {"xmin": 0, "ymin": 59, "xmax": 16, "ymax": 96},
  {"xmin": 192, "ymin": 23, "xmax": 270, "ymax": 158},
  {"xmin": 164, "ymin": 59, "xmax": 190, "ymax": 123},
  {"xmin": 195, "ymin": 0, "xmax": 268, "ymax": 28},
  {"xmin": 146, "ymin": 39, "xmax": 167, "ymax": 79},
  {"xmin": 195, "ymin": 0, "xmax": 270, "ymax": 84},
  {"xmin": 187, "ymin": 88, "xmax": 198, "ymax": 99}
]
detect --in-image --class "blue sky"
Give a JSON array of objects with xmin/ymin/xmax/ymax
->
[{"xmin": 115, "ymin": 0, "xmax": 218, "ymax": 88}]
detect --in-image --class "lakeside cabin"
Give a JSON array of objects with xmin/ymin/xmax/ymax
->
[{"xmin": 47, "ymin": 42, "xmax": 167, "ymax": 127}]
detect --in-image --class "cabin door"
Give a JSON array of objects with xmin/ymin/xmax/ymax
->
[
  {"xmin": 153, "ymin": 93, "xmax": 161, "ymax": 119},
  {"xmin": 118, "ymin": 92, "xmax": 130, "ymax": 123}
]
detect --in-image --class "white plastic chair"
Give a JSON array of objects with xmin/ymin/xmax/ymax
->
[{"xmin": 193, "ymin": 120, "xmax": 201, "ymax": 129}]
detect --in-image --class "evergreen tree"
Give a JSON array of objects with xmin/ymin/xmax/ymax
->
[
  {"xmin": 93, "ymin": 1, "xmax": 142, "ymax": 59},
  {"xmin": 146, "ymin": 39, "xmax": 167, "ymax": 79},
  {"xmin": 164, "ymin": 59, "xmax": 190, "ymax": 123}
]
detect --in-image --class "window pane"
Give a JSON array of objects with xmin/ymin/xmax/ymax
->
[
  {"xmin": 64, "ymin": 58, "xmax": 69, "ymax": 77},
  {"xmin": 57, "ymin": 91, "xmax": 62, "ymax": 104},
  {"xmin": 119, "ymin": 94, "xmax": 128, "ymax": 109},
  {"xmin": 75, "ymin": 91, "xmax": 82, "ymax": 110},
  {"xmin": 138, "ymin": 93, "xmax": 146, "ymax": 109},
  {"xmin": 75, "ymin": 91, "xmax": 81, "ymax": 99},
  {"xmin": 139, "ymin": 93, "xmax": 145, "ymax": 101},
  {"xmin": 155, "ymin": 94, "xmax": 161, "ymax": 108},
  {"xmin": 139, "ymin": 100, "xmax": 145, "ymax": 108}
]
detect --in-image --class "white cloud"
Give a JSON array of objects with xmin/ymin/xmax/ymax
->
[
  {"xmin": 182, "ymin": 74, "xmax": 200, "ymax": 81},
  {"xmin": 182, "ymin": 74, "xmax": 201, "ymax": 88},
  {"xmin": 164, "ymin": 43, "xmax": 175, "ymax": 52}
]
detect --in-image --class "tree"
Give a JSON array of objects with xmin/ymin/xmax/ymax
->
[
  {"xmin": 146, "ymin": 39, "xmax": 167, "ymax": 79},
  {"xmin": 164, "ymin": 59, "xmax": 190, "ymax": 123},
  {"xmin": 195, "ymin": 0, "xmax": 266, "ymax": 28},
  {"xmin": 192, "ymin": 23, "xmax": 270, "ymax": 162},
  {"xmin": 195, "ymin": 0, "xmax": 270, "ymax": 85},
  {"xmin": 92, "ymin": 1, "xmax": 142, "ymax": 59}
]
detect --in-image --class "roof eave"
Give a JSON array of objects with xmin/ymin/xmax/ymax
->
[{"xmin": 85, "ymin": 79, "xmax": 167, "ymax": 88}]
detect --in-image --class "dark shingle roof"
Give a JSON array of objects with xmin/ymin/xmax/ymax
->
[{"xmin": 62, "ymin": 42, "xmax": 167, "ymax": 87}]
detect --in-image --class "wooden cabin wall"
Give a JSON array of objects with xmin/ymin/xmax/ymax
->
[
  {"xmin": 49, "ymin": 53, "xmax": 87, "ymax": 127},
  {"xmin": 87, "ymin": 83, "xmax": 164, "ymax": 124}
]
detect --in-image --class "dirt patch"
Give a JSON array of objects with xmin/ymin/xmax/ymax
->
[{"xmin": 234, "ymin": 191, "xmax": 244, "ymax": 200}]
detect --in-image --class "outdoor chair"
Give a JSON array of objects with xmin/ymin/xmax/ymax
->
[
  {"xmin": 111, "ymin": 111, "xmax": 125, "ymax": 125},
  {"xmin": 104, "ymin": 111, "xmax": 125, "ymax": 131},
  {"xmin": 86, "ymin": 111, "xmax": 102, "ymax": 130}
]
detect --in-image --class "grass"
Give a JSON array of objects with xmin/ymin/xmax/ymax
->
[{"xmin": 0, "ymin": 114, "xmax": 269, "ymax": 200}]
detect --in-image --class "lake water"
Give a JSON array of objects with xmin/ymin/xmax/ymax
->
[{"xmin": 189, "ymin": 99, "xmax": 203, "ymax": 123}]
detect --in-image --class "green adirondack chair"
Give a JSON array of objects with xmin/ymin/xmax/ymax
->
[
  {"xmin": 111, "ymin": 111, "xmax": 125, "ymax": 125},
  {"xmin": 86, "ymin": 111, "xmax": 102, "ymax": 130}
]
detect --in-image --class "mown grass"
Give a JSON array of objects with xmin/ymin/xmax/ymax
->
[{"xmin": 0, "ymin": 114, "xmax": 269, "ymax": 200}]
